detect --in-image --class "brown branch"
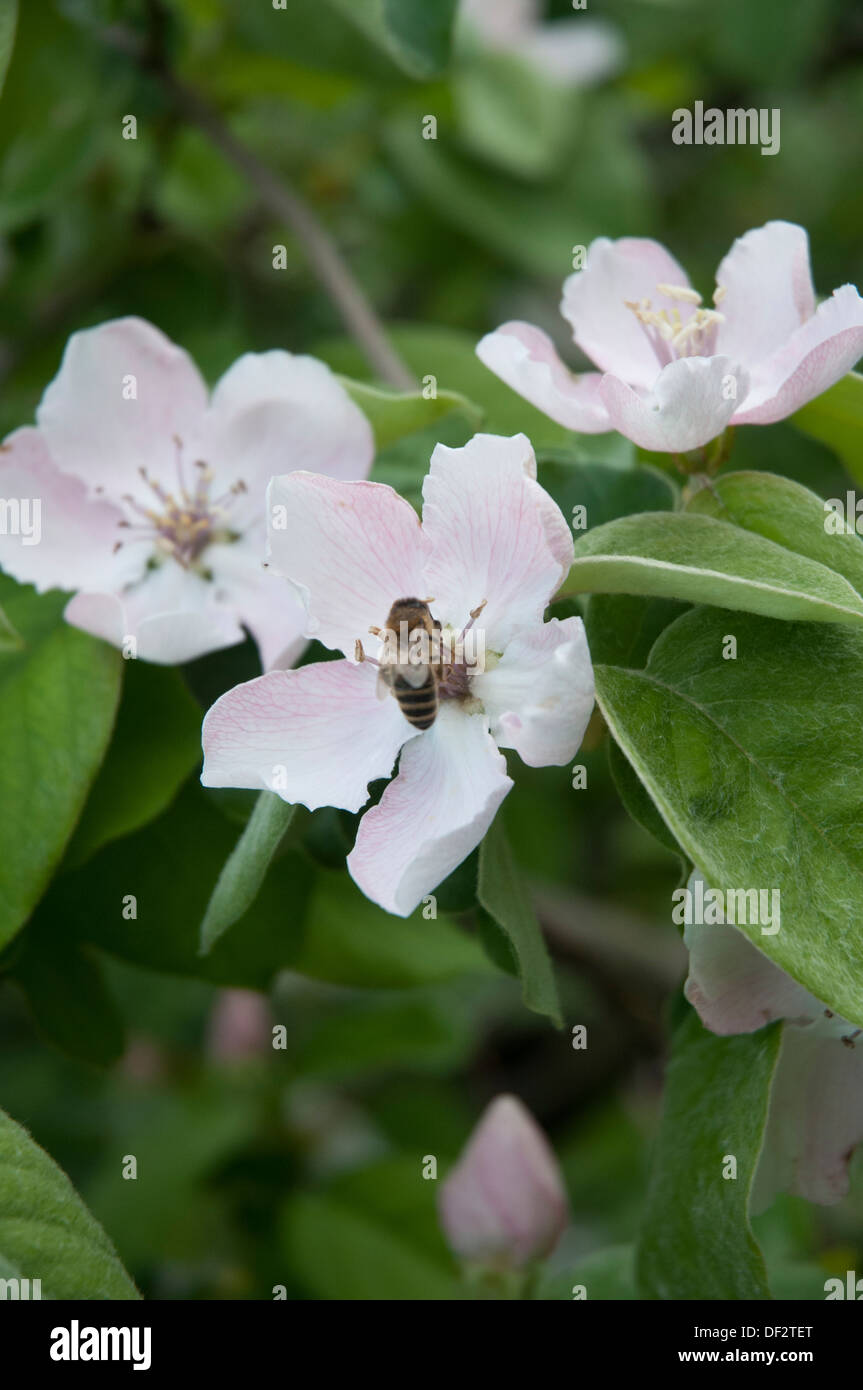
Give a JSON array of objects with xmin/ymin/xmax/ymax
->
[{"xmin": 102, "ymin": 20, "xmax": 416, "ymax": 390}]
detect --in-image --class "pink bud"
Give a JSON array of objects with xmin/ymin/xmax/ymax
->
[
  {"xmin": 206, "ymin": 988, "xmax": 272, "ymax": 1062},
  {"xmin": 438, "ymin": 1094, "xmax": 569, "ymax": 1269}
]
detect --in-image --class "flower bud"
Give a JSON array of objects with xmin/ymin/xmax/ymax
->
[{"xmin": 438, "ymin": 1094, "xmax": 568, "ymax": 1269}]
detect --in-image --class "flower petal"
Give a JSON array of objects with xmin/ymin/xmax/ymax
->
[
  {"xmin": 473, "ymin": 616, "xmax": 594, "ymax": 768},
  {"xmin": 600, "ymin": 355, "xmax": 746, "ymax": 452},
  {"xmin": 438, "ymin": 1094, "xmax": 569, "ymax": 1269},
  {"xmin": 561, "ymin": 237, "xmax": 692, "ymax": 389},
  {"xmin": 684, "ymin": 918, "xmax": 821, "ymax": 1036},
  {"xmin": 0, "ymin": 427, "xmax": 143, "ymax": 593},
  {"xmin": 36, "ymin": 318, "xmax": 208, "ymax": 500},
  {"xmin": 201, "ymin": 351, "xmax": 374, "ymax": 526},
  {"xmin": 206, "ymin": 535, "xmax": 308, "ymax": 671},
  {"xmin": 753, "ymin": 1027, "xmax": 863, "ymax": 1208},
  {"xmin": 201, "ymin": 658, "xmax": 413, "ymax": 812},
  {"xmin": 731, "ymin": 285, "xmax": 863, "ymax": 425},
  {"xmin": 525, "ymin": 18, "xmax": 624, "ymax": 87},
  {"xmin": 713, "ymin": 221, "xmax": 816, "ymax": 369},
  {"xmin": 475, "ymin": 322, "xmax": 609, "ymax": 432},
  {"xmin": 421, "ymin": 433, "xmax": 572, "ymax": 647},
  {"xmin": 347, "ymin": 702, "xmax": 512, "ymax": 917},
  {"xmin": 66, "ymin": 560, "xmax": 245, "ymax": 665},
  {"xmin": 265, "ymin": 473, "xmax": 428, "ymax": 656}
]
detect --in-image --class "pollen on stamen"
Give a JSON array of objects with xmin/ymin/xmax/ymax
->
[{"xmin": 656, "ymin": 282, "xmax": 702, "ymax": 304}]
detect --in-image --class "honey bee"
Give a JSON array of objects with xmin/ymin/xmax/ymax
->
[{"xmin": 373, "ymin": 597, "xmax": 443, "ymax": 731}]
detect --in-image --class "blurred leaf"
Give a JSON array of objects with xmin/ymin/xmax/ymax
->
[
  {"xmin": 477, "ymin": 815, "xmax": 561, "ymax": 1025},
  {"xmin": 0, "ymin": 0, "xmax": 16, "ymax": 101},
  {"xmin": 537, "ymin": 1243, "xmax": 637, "ymax": 1300},
  {"xmin": 200, "ymin": 792, "xmax": 297, "ymax": 954},
  {"xmin": 596, "ymin": 606, "xmax": 863, "ymax": 1024},
  {"xmin": 31, "ymin": 783, "xmax": 313, "ymax": 989},
  {"xmin": 687, "ymin": 470, "xmax": 863, "ymax": 594},
  {"xmin": 540, "ymin": 457, "xmax": 676, "ymax": 538},
  {"xmin": 454, "ymin": 49, "xmax": 577, "ymax": 179},
  {"xmin": 0, "ymin": 602, "xmax": 22, "ymax": 650},
  {"xmin": 293, "ymin": 869, "xmax": 495, "ymax": 989},
  {"xmin": 282, "ymin": 1192, "xmax": 459, "ymax": 1299},
  {"xmin": 637, "ymin": 1010, "xmax": 781, "ymax": 1300},
  {"xmin": 791, "ymin": 372, "xmax": 863, "ymax": 486},
  {"xmin": 0, "ymin": 582, "xmax": 121, "ymax": 952},
  {"xmin": 323, "ymin": 0, "xmax": 458, "ymax": 79},
  {"xmin": 0, "ymin": 1104, "xmax": 138, "ymax": 1299},
  {"xmin": 561, "ymin": 511, "xmax": 863, "ymax": 625},
  {"xmin": 10, "ymin": 934, "xmax": 124, "ymax": 1067},
  {"xmin": 294, "ymin": 992, "xmax": 472, "ymax": 1079},
  {"xmin": 66, "ymin": 663, "xmax": 203, "ymax": 868},
  {"xmin": 340, "ymin": 376, "xmax": 483, "ymax": 448}
]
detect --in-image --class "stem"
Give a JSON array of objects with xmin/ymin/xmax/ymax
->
[{"xmin": 103, "ymin": 18, "xmax": 416, "ymax": 390}]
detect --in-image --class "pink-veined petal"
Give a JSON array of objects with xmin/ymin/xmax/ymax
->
[
  {"xmin": 201, "ymin": 351, "xmax": 374, "ymax": 525},
  {"xmin": 684, "ymin": 920, "xmax": 821, "ymax": 1036},
  {"xmin": 347, "ymin": 702, "xmax": 512, "ymax": 917},
  {"xmin": 475, "ymin": 322, "xmax": 609, "ymax": 432},
  {"xmin": 421, "ymin": 433, "xmax": 571, "ymax": 647},
  {"xmin": 731, "ymin": 285, "xmax": 863, "ymax": 425},
  {"xmin": 753, "ymin": 1027, "xmax": 863, "ymax": 1209},
  {"xmin": 0, "ymin": 428, "xmax": 144, "ymax": 594},
  {"xmin": 201, "ymin": 659, "xmax": 414, "ymax": 812},
  {"xmin": 66, "ymin": 560, "xmax": 245, "ymax": 665},
  {"xmin": 713, "ymin": 221, "xmax": 816, "ymax": 369},
  {"xmin": 36, "ymin": 318, "xmax": 208, "ymax": 501},
  {"xmin": 473, "ymin": 616, "xmax": 594, "ymax": 768},
  {"xmin": 265, "ymin": 473, "xmax": 428, "ymax": 656},
  {"xmin": 600, "ymin": 355, "xmax": 746, "ymax": 452},
  {"xmin": 562, "ymin": 237, "xmax": 692, "ymax": 389}
]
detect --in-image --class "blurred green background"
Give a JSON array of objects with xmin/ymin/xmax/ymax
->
[{"xmin": 0, "ymin": 0, "xmax": 862, "ymax": 1299}]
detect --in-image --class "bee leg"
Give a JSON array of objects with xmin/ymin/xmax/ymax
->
[
  {"xmin": 841, "ymin": 1028, "xmax": 862, "ymax": 1049},
  {"xmin": 458, "ymin": 598, "xmax": 488, "ymax": 640},
  {"xmin": 354, "ymin": 639, "xmax": 380, "ymax": 668}
]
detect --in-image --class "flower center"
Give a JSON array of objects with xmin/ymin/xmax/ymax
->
[
  {"xmin": 624, "ymin": 281, "xmax": 727, "ymax": 367},
  {"xmin": 114, "ymin": 436, "xmax": 246, "ymax": 571}
]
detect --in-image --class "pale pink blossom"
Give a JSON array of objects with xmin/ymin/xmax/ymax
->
[
  {"xmin": 0, "ymin": 317, "xmax": 373, "ymax": 665},
  {"xmin": 460, "ymin": 0, "xmax": 623, "ymax": 87},
  {"xmin": 201, "ymin": 433, "xmax": 594, "ymax": 917},
  {"xmin": 438, "ymin": 1094, "xmax": 569, "ymax": 1268},
  {"xmin": 477, "ymin": 221, "xmax": 863, "ymax": 452},
  {"xmin": 683, "ymin": 871, "xmax": 863, "ymax": 1208}
]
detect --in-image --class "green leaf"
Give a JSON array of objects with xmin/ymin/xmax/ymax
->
[
  {"xmin": 686, "ymin": 470, "xmax": 863, "ymax": 595},
  {"xmin": 9, "ymin": 934, "xmax": 124, "ymax": 1067},
  {"xmin": 66, "ymin": 663, "xmax": 203, "ymax": 867},
  {"xmin": 477, "ymin": 816, "xmax": 561, "ymax": 1026},
  {"xmin": 340, "ymin": 377, "xmax": 483, "ymax": 449},
  {"xmin": 323, "ymin": 0, "xmax": 458, "ymax": 78},
  {"xmin": 636, "ymin": 1009, "xmax": 781, "ymax": 1300},
  {"xmin": 560, "ymin": 511, "xmax": 863, "ymax": 625},
  {"xmin": 318, "ymin": 324, "xmax": 572, "ymax": 447},
  {"xmin": 282, "ymin": 1192, "xmax": 459, "ymax": 1299},
  {"xmin": 792, "ymin": 372, "xmax": 863, "ymax": 484},
  {"xmin": 200, "ymin": 792, "xmax": 297, "ymax": 955},
  {"xmin": 595, "ymin": 605, "xmax": 863, "ymax": 1023},
  {"xmin": 0, "ymin": 0, "xmax": 17, "ymax": 100},
  {"xmin": 0, "ymin": 584, "xmax": 122, "ymax": 951},
  {"xmin": 293, "ymin": 869, "xmax": 495, "ymax": 989},
  {"xmin": 0, "ymin": 1105, "xmax": 138, "ymax": 1299}
]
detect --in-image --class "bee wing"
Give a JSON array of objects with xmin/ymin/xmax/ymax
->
[
  {"xmin": 397, "ymin": 662, "xmax": 431, "ymax": 689},
  {"xmin": 376, "ymin": 666, "xmax": 395, "ymax": 701}
]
